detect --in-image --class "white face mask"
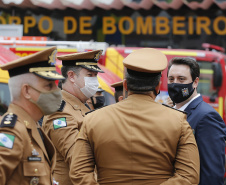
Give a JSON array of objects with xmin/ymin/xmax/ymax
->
[{"xmin": 77, "ymin": 77, "xmax": 99, "ymax": 98}]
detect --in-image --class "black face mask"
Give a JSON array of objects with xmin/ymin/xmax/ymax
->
[
  {"xmin": 168, "ymin": 82, "xmax": 195, "ymax": 104},
  {"xmin": 91, "ymin": 96, "xmax": 105, "ymax": 109}
]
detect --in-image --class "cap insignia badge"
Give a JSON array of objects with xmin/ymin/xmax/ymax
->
[
  {"xmin": 94, "ymin": 51, "xmax": 102, "ymax": 61},
  {"xmin": 32, "ymin": 149, "xmax": 39, "ymax": 156},
  {"xmin": 30, "ymin": 177, "xmax": 39, "ymax": 185},
  {"xmin": 48, "ymin": 49, "xmax": 57, "ymax": 66},
  {"xmin": 182, "ymin": 88, "xmax": 189, "ymax": 97}
]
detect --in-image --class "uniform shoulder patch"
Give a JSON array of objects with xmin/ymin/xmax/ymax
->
[
  {"xmin": 0, "ymin": 133, "xmax": 15, "ymax": 149},
  {"xmin": 0, "ymin": 113, "xmax": 17, "ymax": 128},
  {"xmin": 162, "ymin": 104, "xmax": 187, "ymax": 114},
  {"xmin": 57, "ymin": 100, "xmax": 66, "ymax": 112},
  {"xmin": 53, "ymin": 117, "xmax": 67, "ymax": 130}
]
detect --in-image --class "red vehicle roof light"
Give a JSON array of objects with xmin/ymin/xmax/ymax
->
[{"xmin": 202, "ymin": 43, "xmax": 225, "ymax": 53}]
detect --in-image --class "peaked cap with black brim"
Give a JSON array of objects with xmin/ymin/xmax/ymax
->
[
  {"xmin": 0, "ymin": 46, "xmax": 65, "ymax": 81},
  {"xmin": 57, "ymin": 50, "xmax": 104, "ymax": 73}
]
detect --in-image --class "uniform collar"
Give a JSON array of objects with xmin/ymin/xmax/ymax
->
[
  {"xmin": 127, "ymin": 93, "xmax": 156, "ymax": 102},
  {"xmin": 62, "ymin": 90, "xmax": 90, "ymax": 115},
  {"xmin": 8, "ymin": 103, "xmax": 36, "ymax": 129}
]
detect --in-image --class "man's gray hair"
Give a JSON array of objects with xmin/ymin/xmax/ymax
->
[
  {"xmin": 125, "ymin": 71, "xmax": 161, "ymax": 94},
  {"xmin": 8, "ymin": 73, "xmax": 38, "ymax": 101}
]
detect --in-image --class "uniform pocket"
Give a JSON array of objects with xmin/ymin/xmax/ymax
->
[{"xmin": 23, "ymin": 161, "xmax": 47, "ymax": 176}]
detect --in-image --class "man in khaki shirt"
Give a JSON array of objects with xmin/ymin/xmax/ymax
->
[
  {"xmin": 70, "ymin": 48, "xmax": 200, "ymax": 185},
  {"xmin": 42, "ymin": 50, "xmax": 104, "ymax": 185},
  {"xmin": 0, "ymin": 47, "xmax": 64, "ymax": 185},
  {"xmin": 111, "ymin": 81, "xmax": 124, "ymax": 102}
]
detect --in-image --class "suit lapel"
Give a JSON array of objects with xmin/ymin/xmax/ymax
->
[{"xmin": 184, "ymin": 96, "xmax": 203, "ymax": 118}]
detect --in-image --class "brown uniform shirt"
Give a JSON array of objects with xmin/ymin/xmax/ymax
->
[
  {"xmin": 70, "ymin": 94, "xmax": 200, "ymax": 185},
  {"xmin": 0, "ymin": 104, "xmax": 56, "ymax": 185},
  {"xmin": 42, "ymin": 90, "xmax": 90, "ymax": 185}
]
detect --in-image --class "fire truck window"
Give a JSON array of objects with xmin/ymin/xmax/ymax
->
[
  {"xmin": 197, "ymin": 62, "xmax": 215, "ymax": 96},
  {"xmin": 0, "ymin": 83, "xmax": 10, "ymax": 116}
]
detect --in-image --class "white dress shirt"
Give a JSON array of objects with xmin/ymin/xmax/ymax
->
[{"xmin": 175, "ymin": 94, "xmax": 201, "ymax": 111}]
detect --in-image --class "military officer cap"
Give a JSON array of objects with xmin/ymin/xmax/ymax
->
[
  {"xmin": 0, "ymin": 46, "xmax": 65, "ymax": 81},
  {"xmin": 57, "ymin": 50, "xmax": 104, "ymax": 73},
  {"xmin": 111, "ymin": 81, "xmax": 123, "ymax": 91},
  {"xmin": 97, "ymin": 86, "xmax": 104, "ymax": 92},
  {"xmin": 123, "ymin": 48, "xmax": 167, "ymax": 77}
]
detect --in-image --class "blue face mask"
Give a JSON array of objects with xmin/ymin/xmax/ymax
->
[{"xmin": 168, "ymin": 82, "xmax": 194, "ymax": 104}]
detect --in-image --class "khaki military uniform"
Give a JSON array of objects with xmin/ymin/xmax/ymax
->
[
  {"xmin": 42, "ymin": 90, "xmax": 90, "ymax": 185},
  {"xmin": 70, "ymin": 94, "xmax": 200, "ymax": 185},
  {"xmin": 0, "ymin": 104, "xmax": 56, "ymax": 185}
]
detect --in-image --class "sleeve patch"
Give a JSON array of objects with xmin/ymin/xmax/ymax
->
[
  {"xmin": 0, "ymin": 133, "xmax": 15, "ymax": 149},
  {"xmin": 53, "ymin": 118, "xmax": 67, "ymax": 130},
  {"xmin": 0, "ymin": 113, "xmax": 17, "ymax": 128}
]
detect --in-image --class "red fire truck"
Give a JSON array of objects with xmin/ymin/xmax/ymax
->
[
  {"xmin": 103, "ymin": 44, "xmax": 226, "ymax": 123},
  {"xmin": 2, "ymin": 39, "xmax": 226, "ymax": 122},
  {"xmin": 0, "ymin": 46, "xmax": 19, "ymax": 116}
]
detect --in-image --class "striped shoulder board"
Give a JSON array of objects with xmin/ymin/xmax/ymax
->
[{"xmin": 0, "ymin": 113, "xmax": 17, "ymax": 128}]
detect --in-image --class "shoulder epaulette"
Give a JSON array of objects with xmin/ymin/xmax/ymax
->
[
  {"xmin": 58, "ymin": 100, "xmax": 66, "ymax": 112},
  {"xmin": 85, "ymin": 109, "xmax": 96, "ymax": 115},
  {"xmin": 0, "ymin": 113, "xmax": 17, "ymax": 128},
  {"xmin": 162, "ymin": 104, "xmax": 187, "ymax": 114},
  {"xmin": 85, "ymin": 105, "xmax": 107, "ymax": 116}
]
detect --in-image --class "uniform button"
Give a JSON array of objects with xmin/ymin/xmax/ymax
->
[
  {"xmin": 34, "ymin": 169, "xmax": 38, "ymax": 173},
  {"xmin": 74, "ymin": 105, "xmax": 79, "ymax": 108},
  {"xmin": 24, "ymin": 121, "xmax": 29, "ymax": 126}
]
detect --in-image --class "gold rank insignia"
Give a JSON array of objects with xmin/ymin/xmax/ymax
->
[
  {"xmin": 0, "ymin": 113, "xmax": 17, "ymax": 128},
  {"xmin": 32, "ymin": 149, "xmax": 39, "ymax": 156},
  {"xmin": 30, "ymin": 177, "xmax": 39, "ymax": 185}
]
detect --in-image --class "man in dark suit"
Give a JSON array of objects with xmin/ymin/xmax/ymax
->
[{"xmin": 167, "ymin": 57, "xmax": 226, "ymax": 185}]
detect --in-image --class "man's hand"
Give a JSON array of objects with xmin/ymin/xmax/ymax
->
[{"xmin": 166, "ymin": 96, "xmax": 174, "ymax": 107}]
